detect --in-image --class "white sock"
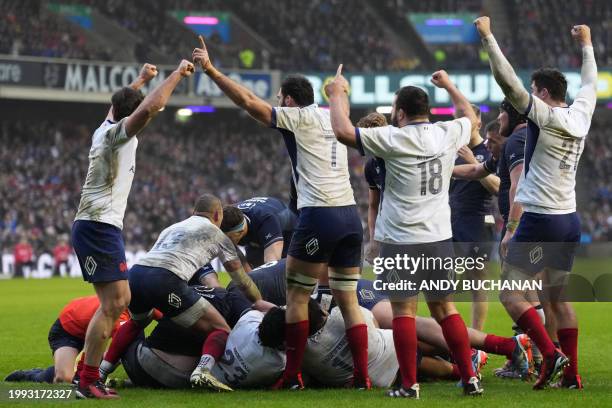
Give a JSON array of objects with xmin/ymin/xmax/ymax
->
[{"xmin": 197, "ymin": 354, "xmax": 215, "ymax": 371}]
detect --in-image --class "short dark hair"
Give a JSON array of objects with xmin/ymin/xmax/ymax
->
[
  {"xmin": 395, "ymin": 86, "xmax": 429, "ymax": 117},
  {"xmin": 281, "ymin": 75, "xmax": 314, "ymax": 107},
  {"xmin": 356, "ymin": 112, "xmax": 388, "ymax": 128},
  {"xmin": 220, "ymin": 206, "xmax": 244, "ymax": 232},
  {"xmin": 111, "ymin": 87, "xmax": 144, "ymax": 121},
  {"xmin": 193, "ymin": 193, "xmax": 221, "ymax": 214},
  {"xmin": 531, "ymin": 68, "xmax": 567, "ymax": 102},
  {"xmin": 484, "ymin": 119, "xmax": 500, "ymax": 134},
  {"xmin": 258, "ymin": 299, "xmax": 326, "ymax": 348}
]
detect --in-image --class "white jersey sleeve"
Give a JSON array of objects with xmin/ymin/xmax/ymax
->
[
  {"xmin": 272, "ymin": 105, "xmax": 356, "ymax": 208},
  {"xmin": 136, "ymin": 216, "xmax": 239, "ymax": 281},
  {"xmin": 74, "ymin": 118, "xmax": 138, "ymax": 230},
  {"xmin": 212, "ymin": 311, "xmax": 286, "ymax": 388}
]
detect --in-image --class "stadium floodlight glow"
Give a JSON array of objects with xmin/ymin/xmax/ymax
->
[
  {"xmin": 185, "ymin": 105, "xmax": 215, "ymax": 113},
  {"xmin": 177, "ymin": 108, "xmax": 193, "ymax": 117},
  {"xmin": 425, "ymin": 18, "xmax": 463, "ymax": 26},
  {"xmin": 376, "ymin": 106, "xmax": 392, "ymax": 114},
  {"xmin": 183, "ymin": 16, "xmax": 219, "ymax": 25},
  {"xmin": 607, "ymin": 102, "xmax": 612, "ymax": 109}
]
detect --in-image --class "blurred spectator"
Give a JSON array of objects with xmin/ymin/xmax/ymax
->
[
  {"xmin": 13, "ymin": 236, "xmax": 33, "ymax": 277},
  {"xmin": 53, "ymin": 235, "xmax": 71, "ymax": 276}
]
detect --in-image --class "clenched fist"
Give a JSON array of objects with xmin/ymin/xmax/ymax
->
[
  {"xmin": 473, "ymin": 16, "xmax": 492, "ymax": 38},
  {"xmin": 177, "ymin": 59, "xmax": 195, "ymax": 77},
  {"xmin": 571, "ymin": 25, "xmax": 592, "ymax": 47}
]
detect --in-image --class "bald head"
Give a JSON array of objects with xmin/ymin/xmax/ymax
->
[{"xmin": 193, "ymin": 193, "xmax": 223, "ymax": 227}]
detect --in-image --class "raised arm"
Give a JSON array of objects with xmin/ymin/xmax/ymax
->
[
  {"xmin": 326, "ymin": 65, "xmax": 357, "ymax": 147},
  {"xmin": 124, "ymin": 60, "xmax": 194, "ymax": 137},
  {"xmin": 474, "ymin": 17, "xmax": 529, "ymax": 113},
  {"xmin": 193, "ymin": 36, "xmax": 273, "ymax": 126},
  {"xmin": 430, "ymin": 70, "xmax": 478, "ymax": 132},
  {"xmin": 105, "ymin": 63, "xmax": 158, "ymax": 121},
  {"xmin": 572, "ymin": 25, "xmax": 597, "ymax": 107}
]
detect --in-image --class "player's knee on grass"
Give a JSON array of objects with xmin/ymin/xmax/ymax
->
[{"xmin": 54, "ymin": 368, "xmax": 74, "ymax": 383}]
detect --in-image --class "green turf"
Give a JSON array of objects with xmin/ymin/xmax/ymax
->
[{"xmin": 1, "ymin": 267, "xmax": 611, "ymax": 407}]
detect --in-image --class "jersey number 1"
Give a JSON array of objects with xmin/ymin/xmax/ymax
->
[{"xmin": 418, "ymin": 158, "xmax": 443, "ymax": 196}]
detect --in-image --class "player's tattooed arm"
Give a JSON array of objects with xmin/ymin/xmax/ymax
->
[
  {"xmin": 105, "ymin": 63, "xmax": 158, "ymax": 121},
  {"xmin": 327, "ymin": 65, "xmax": 358, "ymax": 147},
  {"xmin": 193, "ymin": 36, "xmax": 273, "ymax": 126},
  {"xmin": 474, "ymin": 17, "xmax": 529, "ymax": 113},
  {"xmin": 124, "ymin": 60, "xmax": 194, "ymax": 137},
  {"xmin": 224, "ymin": 259, "xmax": 262, "ymax": 302}
]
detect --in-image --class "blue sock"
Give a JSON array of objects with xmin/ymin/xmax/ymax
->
[{"xmin": 33, "ymin": 366, "xmax": 55, "ymax": 383}]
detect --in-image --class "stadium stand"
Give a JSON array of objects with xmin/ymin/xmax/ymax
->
[{"xmin": 0, "ymin": 0, "xmax": 111, "ymax": 60}]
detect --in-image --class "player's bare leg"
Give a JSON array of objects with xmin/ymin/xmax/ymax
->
[
  {"xmin": 189, "ymin": 306, "xmax": 233, "ymax": 392},
  {"xmin": 274, "ymin": 256, "xmax": 324, "ymax": 389},
  {"xmin": 387, "ymin": 299, "xmax": 420, "ymax": 398},
  {"xmin": 329, "ymin": 266, "xmax": 370, "ymax": 389},
  {"xmin": 468, "ymin": 266, "xmax": 489, "ymax": 331},
  {"xmin": 427, "ymin": 297, "xmax": 482, "ymax": 395},
  {"xmin": 77, "ymin": 280, "xmax": 129, "ymax": 399},
  {"xmin": 53, "ymin": 346, "xmax": 80, "ymax": 383}
]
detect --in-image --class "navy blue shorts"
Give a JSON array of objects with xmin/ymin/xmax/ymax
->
[
  {"xmin": 71, "ymin": 220, "xmax": 128, "ymax": 283},
  {"xmin": 505, "ymin": 212, "xmax": 580, "ymax": 274},
  {"xmin": 288, "ymin": 206, "xmax": 362, "ymax": 268},
  {"xmin": 451, "ymin": 214, "xmax": 494, "ymax": 258},
  {"xmin": 356, "ymin": 279, "xmax": 388, "ymax": 310},
  {"xmin": 48, "ymin": 319, "xmax": 84, "ymax": 355},
  {"xmin": 128, "ymin": 265, "xmax": 204, "ymax": 321},
  {"xmin": 377, "ymin": 239, "xmax": 456, "ymax": 301}
]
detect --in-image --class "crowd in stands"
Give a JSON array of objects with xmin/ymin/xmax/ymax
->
[
  {"xmin": 2, "ymin": 0, "xmax": 609, "ymax": 72},
  {"xmin": 0, "ymin": 113, "xmax": 368, "ymax": 254},
  {"xmin": 0, "ymin": 0, "xmax": 110, "ymax": 60},
  {"xmin": 1, "ymin": 108, "xmax": 610, "ymax": 258}
]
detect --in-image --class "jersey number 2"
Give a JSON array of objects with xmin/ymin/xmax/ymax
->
[{"xmin": 418, "ymin": 159, "xmax": 443, "ymax": 195}]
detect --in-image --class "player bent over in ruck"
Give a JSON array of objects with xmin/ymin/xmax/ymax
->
[
  {"xmin": 193, "ymin": 37, "xmax": 370, "ymax": 390},
  {"xmin": 328, "ymin": 66, "xmax": 483, "ymax": 398},
  {"xmin": 98, "ymin": 194, "xmax": 268, "ymax": 392}
]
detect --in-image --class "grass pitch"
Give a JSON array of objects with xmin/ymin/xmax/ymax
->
[{"xmin": 1, "ymin": 261, "xmax": 611, "ymax": 407}]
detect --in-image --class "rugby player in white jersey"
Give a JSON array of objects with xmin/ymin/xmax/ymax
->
[
  {"xmin": 71, "ymin": 60, "xmax": 195, "ymax": 399},
  {"xmin": 474, "ymin": 17, "xmax": 597, "ymax": 390},
  {"xmin": 327, "ymin": 66, "xmax": 482, "ymax": 398},
  {"xmin": 97, "ymin": 194, "xmax": 268, "ymax": 392},
  {"xmin": 193, "ymin": 37, "xmax": 369, "ymax": 390}
]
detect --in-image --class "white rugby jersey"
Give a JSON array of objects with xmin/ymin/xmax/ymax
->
[
  {"xmin": 516, "ymin": 49, "xmax": 597, "ymax": 214},
  {"xmin": 302, "ymin": 307, "xmax": 398, "ymax": 388},
  {"xmin": 273, "ymin": 104, "xmax": 356, "ymax": 208},
  {"xmin": 137, "ymin": 216, "xmax": 238, "ymax": 281},
  {"xmin": 212, "ymin": 310, "xmax": 286, "ymax": 388},
  {"xmin": 357, "ymin": 118, "xmax": 471, "ymax": 243},
  {"xmin": 74, "ymin": 119, "xmax": 138, "ymax": 229}
]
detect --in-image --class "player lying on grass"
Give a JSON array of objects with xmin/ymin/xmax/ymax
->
[
  {"xmin": 260, "ymin": 300, "xmax": 489, "ymax": 389},
  {"xmin": 97, "ymin": 194, "xmax": 270, "ymax": 392},
  {"xmin": 474, "ymin": 16, "xmax": 597, "ymax": 390},
  {"xmin": 116, "ymin": 286, "xmax": 278, "ymax": 389},
  {"xmin": 5, "ymin": 296, "xmax": 131, "ymax": 384},
  {"xmin": 193, "ymin": 36, "xmax": 370, "ymax": 390},
  {"xmin": 206, "ymin": 259, "xmax": 532, "ymax": 378}
]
